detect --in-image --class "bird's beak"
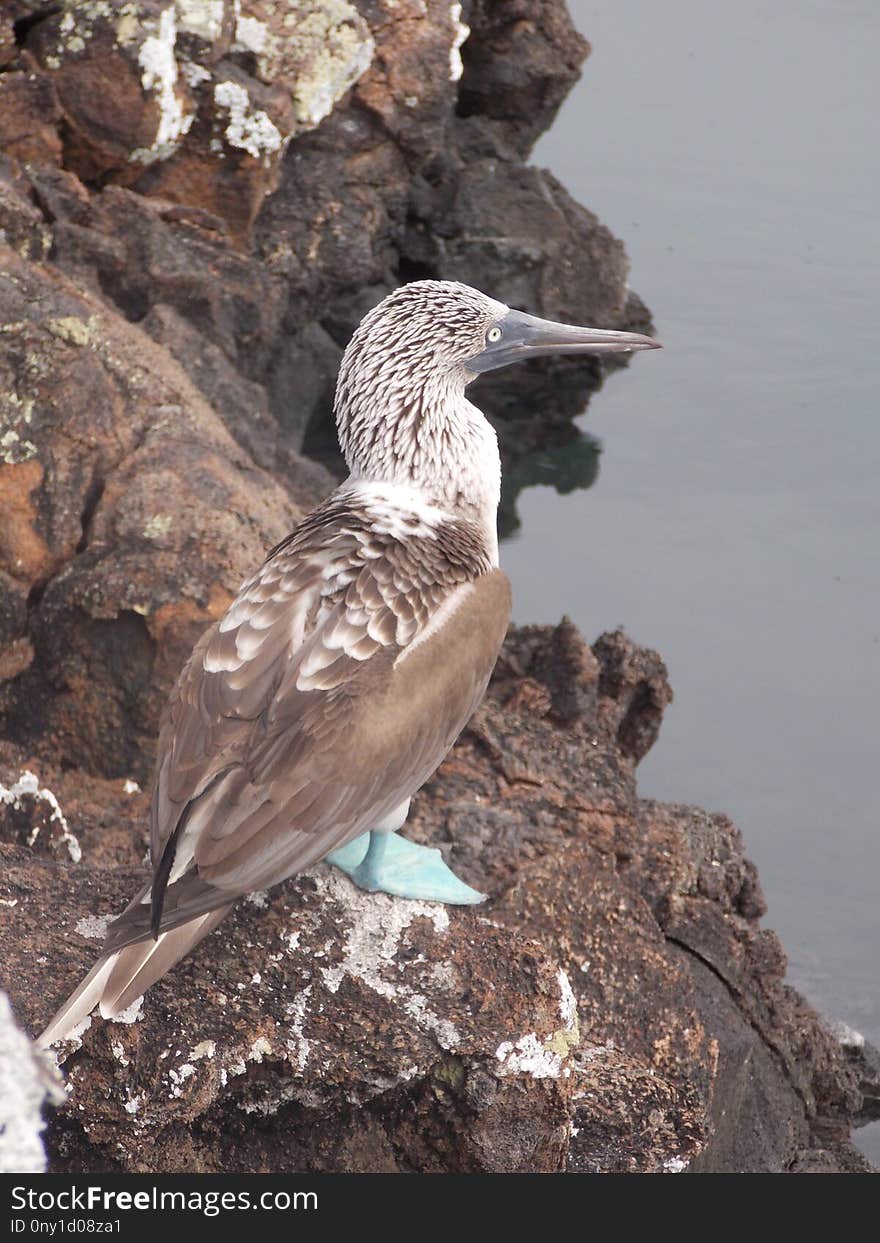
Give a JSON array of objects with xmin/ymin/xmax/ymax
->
[{"xmin": 467, "ymin": 307, "xmax": 661, "ymax": 374}]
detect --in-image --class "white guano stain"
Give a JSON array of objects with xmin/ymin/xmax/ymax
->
[
  {"xmin": 317, "ymin": 870, "xmax": 460, "ymax": 1050},
  {"xmin": 0, "ymin": 771, "xmax": 81, "ymax": 862},
  {"xmin": 0, "ymin": 428, "xmax": 38, "ymax": 464},
  {"xmin": 110, "ymin": 1041, "xmax": 129, "ymax": 1067},
  {"xmin": 112, "ymin": 995, "xmax": 144, "ymax": 1026},
  {"xmin": 319, "ymin": 872, "xmax": 448, "ymax": 995},
  {"xmin": 495, "ymin": 969, "xmax": 580, "ymax": 1080},
  {"xmin": 168, "ymin": 1061, "xmax": 196, "ymax": 1097},
  {"xmin": 558, "ymin": 968, "xmax": 577, "ymax": 1030},
  {"xmin": 249, "ymin": 1037, "xmax": 272, "ymax": 1062},
  {"xmin": 663, "ymin": 1156, "xmax": 689, "ymax": 1173},
  {"xmin": 181, "ymin": 60, "xmax": 211, "ymax": 88},
  {"xmin": 75, "ymin": 914, "xmax": 110, "ymax": 941},
  {"xmin": 284, "ymin": 986, "xmax": 312, "ymax": 1072},
  {"xmin": 213, "ymin": 79, "xmax": 283, "ymax": 159},
  {"xmin": 234, "ymin": 14, "xmax": 268, "ymax": 55},
  {"xmin": 176, "ymin": 0, "xmax": 225, "ymax": 42},
  {"xmin": 123, "ymin": 1091, "xmax": 143, "ymax": 1116},
  {"xmin": 402, "ymin": 991, "xmax": 460, "ymax": 1049},
  {"xmin": 449, "ymin": 3, "xmax": 470, "ymax": 82},
  {"xmin": 131, "ymin": 7, "xmax": 195, "ymax": 165},
  {"xmin": 576, "ymin": 1041, "xmax": 616, "ymax": 1065},
  {"xmin": 495, "ymin": 1033, "xmax": 566, "ymax": 1079}
]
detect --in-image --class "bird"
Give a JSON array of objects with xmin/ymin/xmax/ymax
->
[{"xmin": 38, "ymin": 280, "xmax": 660, "ymax": 1047}]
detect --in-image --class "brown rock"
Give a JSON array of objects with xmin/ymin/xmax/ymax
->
[
  {"xmin": 0, "ymin": 156, "xmax": 52, "ymax": 261},
  {"xmin": 28, "ymin": 2, "xmax": 193, "ymax": 181},
  {"xmin": 21, "ymin": 2, "xmax": 375, "ymax": 242},
  {"xmin": 2, "ymin": 0, "xmax": 653, "ymax": 538},
  {"xmin": 140, "ymin": 302, "xmax": 278, "ymax": 471},
  {"xmin": 353, "ymin": 0, "xmax": 459, "ymax": 150},
  {"xmin": 0, "ymin": 21, "xmax": 16, "ymax": 72},
  {"xmin": 458, "ymin": 0, "xmax": 591, "ymax": 156},
  {"xmin": 594, "ymin": 628, "xmax": 674, "ymax": 762},
  {"xmin": 0, "ymin": 70, "xmax": 62, "ymax": 166},
  {"xmin": 0, "ymin": 625, "xmax": 863, "ymax": 1173},
  {"xmin": 0, "ymin": 242, "xmax": 296, "ymax": 780},
  {"xmin": 5, "ymin": 815, "xmax": 579, "ymax": 1173}
]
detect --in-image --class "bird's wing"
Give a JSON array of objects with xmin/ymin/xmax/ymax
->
[{"xmin": 135, "ymin": 495, "xmax": 510, "ymax": 934}]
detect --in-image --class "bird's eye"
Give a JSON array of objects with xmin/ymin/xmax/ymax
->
[{"xmin": 487, "ymin": 326, "xmax": 502, "ymax": 344}]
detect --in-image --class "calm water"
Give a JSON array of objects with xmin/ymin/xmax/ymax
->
[{"xmin": 503, "ymin": 0, "xmax": 879, "ymax": 1159}]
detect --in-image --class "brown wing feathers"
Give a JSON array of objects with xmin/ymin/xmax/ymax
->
[
  {"xmin": 129, "ymin": 495, "xmax": 505, "ymax": 933},
  {"xmin": 37, "ymin": 494, "xmax": 510, "ymax": 1039},
  {"xmin": 36, "ymin": 489, "xmax": 509, "ymax": 1044}
]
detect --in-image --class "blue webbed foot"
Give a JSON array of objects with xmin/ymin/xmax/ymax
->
[
  {"xmin": 326, "ymin": 831, "xmax": 484, "ymax": 905},
  {"xmin": 325, "ymin": 834, "xmax": 370, "ymax": 873}
]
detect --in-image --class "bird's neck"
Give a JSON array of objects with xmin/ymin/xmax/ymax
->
[{"xmin": 336, "ymin": 377, "xmax": 502, "ymax": 563}]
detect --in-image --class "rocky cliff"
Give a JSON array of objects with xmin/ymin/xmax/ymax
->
[{"xmin": 0, "ymin": 0, "xmax": 873, "ymax": 1173}]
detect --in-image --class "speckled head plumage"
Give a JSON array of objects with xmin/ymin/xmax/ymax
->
[
  {"xmin": 334, "ymin": 281, "xmax": 508, "ymax": 517},
  {"xmin": 333, "ymin": 279, "xmax": 660, "ymax": 516},
  {"xmin": 338, "ymin": 280, "xmax": 509, "ymax": 393}
]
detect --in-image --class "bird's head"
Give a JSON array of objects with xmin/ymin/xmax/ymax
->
[{"xmin": 334, "ymin": 280, "xmax": 660, "ymax": 501}]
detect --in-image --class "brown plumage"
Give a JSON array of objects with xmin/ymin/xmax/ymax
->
[
  {"xmin": 40, "ymin": 495, "xmax": 509, "ymax": 1039},
  {"xmin": 38, "ymin": 280, "xmax": 659, "ymax": 1045}
]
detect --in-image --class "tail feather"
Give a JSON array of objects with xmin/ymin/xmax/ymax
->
[
  {"xmin": 38, "ymin": 904, "xmax": 233, "ymax": 1047},
  {"xmin": 37, "ymin": 956, "xmax": 117, "ymax": 1049},
  {"xmin": 100, "ymin": 905, "xmax": 232, "ymax": 1018}
]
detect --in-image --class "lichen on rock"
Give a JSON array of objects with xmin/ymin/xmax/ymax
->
[{"xmin": 239, "ymin": 1, "xmax": 375, "ymax": 127}]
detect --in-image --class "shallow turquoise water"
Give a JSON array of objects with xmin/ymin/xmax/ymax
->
[{"xmin": 503, "ymin": 0, "xmax": 879, "ymax": 1161}]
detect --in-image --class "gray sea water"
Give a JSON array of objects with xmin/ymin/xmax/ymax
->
[{"xmin": 504, "ymin": 0, "xmax": 879, "ymax": 1162}]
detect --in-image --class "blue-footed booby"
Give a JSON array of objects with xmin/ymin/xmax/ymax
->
[{"xmin": 38, "ymin": 281, "xmax": 659, "ymax": 1047}]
